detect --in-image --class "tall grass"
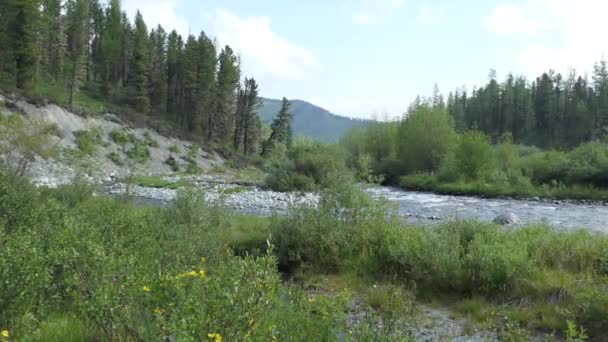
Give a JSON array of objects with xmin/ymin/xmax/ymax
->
[
  {"xmin": 271, "ymin": 182, "xmax": 608, "ymax": 338},
  {"xmin": 0, "ymin": 173, "xmax": 347, "ymax": 340}
]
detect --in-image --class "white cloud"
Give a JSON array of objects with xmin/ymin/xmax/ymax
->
[
  {"xmin": 122, "ymin": 0, "xmax": 189, "ymax": 36},
  {"xmin": 485, "ymin": 0, "xmax": 608, "ymax": 75},
  {"xmin": 210, "ymin": 9, "xmax": 317, "ymax": 80},
  {"xmin": 347, "ymin": 0, "xmax": 405, "ymax": 25},
  {"xmin": 484, "ymin": 3, "xmax": 549, "ymax": 35}
]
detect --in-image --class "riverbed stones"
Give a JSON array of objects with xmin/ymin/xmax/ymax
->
[{"xmin": 493, "ymin": 213, "xmax": 521, "ymax": 225}]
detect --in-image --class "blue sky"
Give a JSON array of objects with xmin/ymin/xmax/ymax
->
[{"xmin": 123, "ymin": 0, "xmax": 608, "ymax": 119}]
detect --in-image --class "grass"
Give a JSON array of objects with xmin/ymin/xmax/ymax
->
[
  {"xmin": 2, "ymin": 168, "xmax": 607, "ymax": 340},
  {"xmin": 400, "ymin": 173, "xmax": 608, "ymax": 202},
  {"xmin": 133, "ymin": 175, "xmax": 191, "ymax": 189},
  {"xmin": 34, "ymin": 81, "xmax": 110, "ymax": 115}
]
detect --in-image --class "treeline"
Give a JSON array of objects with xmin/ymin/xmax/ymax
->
[
  {"xmin": 0, "ymin": 0, "xmax": 273, "ymax": 154},
  {"xmin": 445, "ymin": 64, "xmax": 608, "ymax": 148},
  {"xmin": 341, "ymin": 100, "xmax": 608, "ymax": 200}
]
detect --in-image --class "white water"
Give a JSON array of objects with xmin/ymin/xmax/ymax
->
[{"xmin": 367, "ymin": 186, "xmax": 608, "ymax": 232}]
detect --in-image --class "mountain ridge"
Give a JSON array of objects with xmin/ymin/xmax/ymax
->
[{"xmin": 258, "ymin": 97, "xmax": 371, "ymax": 142}]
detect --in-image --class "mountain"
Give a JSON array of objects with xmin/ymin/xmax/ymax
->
[{"xmin": 259, "ymin": 98, "xmax": 371, "ymax": 142}]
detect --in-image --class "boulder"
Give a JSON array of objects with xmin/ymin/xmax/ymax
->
[{"xmin": 493, "ymin": 213, "xmax": 521, "ymax": 225}]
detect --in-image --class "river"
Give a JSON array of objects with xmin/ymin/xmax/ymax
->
[{"xmin": 367, "ymin": 186, "xmax": 608, "ymax": 232}]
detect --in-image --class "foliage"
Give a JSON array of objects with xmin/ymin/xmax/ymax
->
[
  {"xmin": 265, "ymin": 139, "xmax": 352, "ymax": 192},
  {"xmin": 0, "ymin": 173, "xmax": 350, "ymax": 341},
  {"xmin": 106, "ymin": 151, "xmax": 123, "ymax": 166},
  {"xmin": 168, "ymin": 144, "xmax": 181, "ymax": 155},
  {"xmin": 74, "ymin": 127, "xmax": 104, "ymax": 156},
  {"xmin": 186, "ymin": 144, "xmax": 201, "ymax": 174},
  {"xmin": 452, "ymin": 130, "xmax": 496, "ymax": 180},
  {"xmin": 109, "ymin": 129, "xmax": 130, "ymax": 150},
  {"xmin": 271, "ymin": 182, "xmax": 608, "ymax": 338},
  {"xmin": 0, "ymin": 113, "xmax": 58, "ymax": 180},
  {"xmin": 397, "ymin": 105, "xmax": 458, "ymax": 174},
  {"xmin": 126, "ymin": 140, "xmax": 150, "ymax": 164}
]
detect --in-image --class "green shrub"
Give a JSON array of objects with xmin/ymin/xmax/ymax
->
[
  {"xmin": 143, "ymin": 132, "xmax": 159, "ymax": 148},
  {"xmin": 168, "ymin": 144, "xmax": 181, "ymax": 155},
  {"xmin": 397, "ymin": 105, "xmax": 458, "ymax": 174},
  {"xmin": 107, "ymin": 151, "xmax": 123, "ymax": 165},
  {"xmin": 109, "ymin": 129, "xmax": 130, "ymax": 151},
  {"xmin": 453, "ymin": 130, "xmax": 496, "ymax": 180},
  {"xmin": 126, "ymin": 141, "xmax": 150, "ymax": 163},
  {"xmin": 265, "ymin": 139, "xmax": 353, "ymax": 192},
  {"xmin": 186, "ymin": 144, "xmax": 201, "ymax": 174},
  {"xmin": 0, "ymin": 174, "xmax": 347, "ymax": 341},
  {"xmin": 74, "ymin": 127, "xmax": 104, "ymax": 156}
]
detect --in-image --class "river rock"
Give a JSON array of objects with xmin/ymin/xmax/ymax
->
[{"xmin": 493, "ymin": 213, "xmax": 520, "ymax": 225}]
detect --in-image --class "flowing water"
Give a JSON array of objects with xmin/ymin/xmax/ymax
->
[{"xmin": 367, "ymin": 186, "xmax": 608, "ymax": 232}]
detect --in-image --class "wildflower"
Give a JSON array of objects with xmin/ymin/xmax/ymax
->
[
  {"xmin": 1, "ymin": 330, "xmax": 8, "ymax": 338},
  {"xmin": 199, "ymin": 269, "xmax": 206, "ymax": 279},
  {"xmin": 142, "ymin": 286, "xmax": 151, "ymax": 292},
  {"xmin": 207, "ymin": 332, "xmax": 222, "ymax": 341},
  {"xmin": 307, "ymin": 297, "xmax": 315, "ymax": 303},
  {"xmin": 177, "ymin": 270, "xmax": 199, "ymax": 279},
  {"xmin": 153, "ymin": 307, "xmax": 164, "ymax": 315}
]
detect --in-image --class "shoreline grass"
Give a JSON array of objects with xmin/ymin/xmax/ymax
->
[{"xmin": 400, "ymin": 173, "xmax": 608, "ymax": 202}]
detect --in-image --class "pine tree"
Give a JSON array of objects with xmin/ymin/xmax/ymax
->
[
  {"xmin": 593, "ymin": 60, "xmax": 608, "ymax": 131},
  {"xmin": 211, "ymin": 46, "xmax": 240, "ymax": 143},
  {"xmin": 243, "ymin": 78, "xmax": 261, "ymax": 155},
  {"xmin": 196, "ymin": 31, "xmax": 217, "ymax": 138},
  {"xmin": 130, "ymin": 11, "xmax": 150, "ymax": 114},
  {"xmin": 148, "ymin": 25, "xmax": 167, "ymax": 116},
  {"xmin": 65, "ymin": 0, "xmax": 89, "ymax": 106},
  {"xmin": 166, "ymin": 30, "xmax": 183, "ymax": 120},
  {"xmin": 41, "ymin": 0, "xmax": 65, "ymax": 81},
  {"xmin": 99, "ymin": 0, "xmax": 124, "ymax": 98},
  {"xmin": 8, "ymin": 0, "xmax": 40, "ymax": 91},
  {"xmin": 263, "ymin": 97, "xmax": 293, "ymax": 156}
]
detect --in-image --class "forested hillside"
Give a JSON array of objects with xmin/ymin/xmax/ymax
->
[
  {"xmin": 446, "ymin": 66, "xmax": 608, "ymax": 148},
  {"xmin": 259, "ymin": 98, "xmax": 370, "ymax": 142},
  {"xmin": 0, "ymin": 0, "xmax": 269, "ymax": 156}
]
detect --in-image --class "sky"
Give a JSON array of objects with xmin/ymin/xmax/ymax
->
[{"xmin": 122, "ymin": 0, "xmax": 608, "ymax": 119}]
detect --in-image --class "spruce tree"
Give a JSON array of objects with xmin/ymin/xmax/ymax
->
[
  {"xmin": 263, "ymin": 97, "xmax": 293, "ymax": 156},
  {"xmin": 8, "ymin": 0, "xmax": 40, "ymax": 91},
  {"xmin": 65, "ymin": 0, "xmax": 89, "ymax": 106},
  {"xmin": 211, "ymin": 46, "xmax": 239, "ymax": 143},
  {"xmin": 41, "ymin": 0, "xmax": 65, "ymax": 81},
  {"xmin": 131, "ymin": 11, "xmax": 150, "ymax": 114}
]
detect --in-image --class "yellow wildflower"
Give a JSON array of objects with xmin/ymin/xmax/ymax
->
[
  {"xmin": 177, "ymin": 270, "xmax": 199, "ymax": 279},
  {"xmin": 199, "ymin": 269, "xmax": 206, "ymax": 279},
  {"xmin": 1, "ymin": 330, "xmax": 8, "ymax": 338},
  {"xmin": 142, "ymin": 286, "xmax": 151, "ymax": 292},
  {"xmin": 207, "ymin": 332, "xmax": 222, "ymax": 341},
  {"xmin": 153, "ymin": 307, "xmax": 164, "ymax": 315},
  {"xmin": 308, "ymin": 298, "xmax": 315, "ymax": 303}
]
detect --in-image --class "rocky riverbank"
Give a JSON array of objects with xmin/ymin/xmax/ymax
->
[{"xmin": 105, "ymin": 175, "xmax": 319, "ymax": 213}]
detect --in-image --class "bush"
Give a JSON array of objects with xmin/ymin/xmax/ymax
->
[
  {"xmin": 74, "ymin": 127, "xmax": 103, "ymax": 156},
  {"xmin": 143, "ymin": 131, "xmax": 159, "ymax": 148},
  {"xmin": 0, "ymin": 174, "xmax": 347, "ymax": 341},
  {"xmin": 265, "ymin": 139, "xmax": 353, "ymax": 192},
  {"xmin": 126, "ymin": 141, "xmax": 150, "ymax": 163},
  {"xmin": 107, "ymin": 151, "xmax": 123, "ymax": 166},
  {"xmin": 185, "ymin": 144, "xmax": 201, "ymax": 174},
  {"xmin": 109, "ymin": 129, "xmax": 130, "ymax": 147},
  {"xmin": 397, "ymin": 105, "xmax": 457, "ymax": 174},
  {"xmin": 453, "ymin": 130, "xmax": 496, "ymax": 180}
]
